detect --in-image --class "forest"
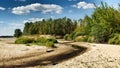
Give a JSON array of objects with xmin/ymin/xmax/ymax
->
[
  {"xmin": 15, "ymin": 2, "xmax": 120, "ymax": 45},
  {"xmin": 23, "ymin": 17, "xmax": 77, "ymax": 36}
]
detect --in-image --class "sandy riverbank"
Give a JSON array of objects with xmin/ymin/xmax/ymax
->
[
  {"xmin": 0, "ymin": 38, "xmax": 120, "ymax": 68},
  {"xmin": 46, "ymin": 41, "xmax": 120, "ymax": 68},
  {"xmin": 0, "ymin": 38, "xmax": 87, "ymax": 68}
]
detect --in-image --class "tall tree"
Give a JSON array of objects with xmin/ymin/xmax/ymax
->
[{"xmin": 14, "ymin": 29, "xmax": 22, "ymax": 37}]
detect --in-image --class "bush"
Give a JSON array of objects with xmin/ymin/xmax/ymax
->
[
  {"xmin": 36, "ymin": 37, "xmax": 58, "ymax": 47},
  {"xmin": 26, "ymin": 43, "xmax": 31, "ymax": 46},
  {"xmin": 15, "ymin": 36, "xmax": 58, "ymax": 48},
  {"xmin": 64, "ymin": 34, "xmax": 72, "ymax": 41},
  {"xmin": 36, "ymin": 37, "xmax": 47, "ymax": 43},
  {"xmin": 64, "ymin": 34, "xmax": 69, "ymax": 40},
  {"xmin": 74, "ymin": 36, "xmax": 88, "ymax": 42},
  {"xmin": 46, "ymin": 41, "xmax": 55, "ymax": 48},
  {"xmin": 15, "ymin": 37, "xmax": 35, "ymax": 44},
  {"xmin": 34, "ymin": 37, "xmax": 58, "ymax": 47},
  {"xmin": 47, "ymin": 38, "xmax": 58, "ymax": 43},
  {"xmin": 73, "ymin": 32, "xmax": 85, "ymax": 39},
  {"xmin": 87, "ymin": 36, "xmax": 95, "ymax": 43},
  {"xmin": 108, "ymin": 34, "xmax": 120, "ymax": 45},
  {"xmin": 36, "ymin": 37, "xmax": 58, "ymax": 43}
]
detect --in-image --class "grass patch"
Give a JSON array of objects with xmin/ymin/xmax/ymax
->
[
  {"xmin": 15, "ymin": 37, "xmax": 35, "ymax": 44},
  {"xmin": 15, "ymin": 36, "xmax": 58, "ymax": 48},
  {"xmin": 46, "ymin": 41, "xmax": 55, "ymax": 48}
]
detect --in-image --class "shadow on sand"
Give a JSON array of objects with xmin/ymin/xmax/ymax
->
[{"xmin": 0, "ymin": 42, "xmax": 88, "ymax": 68}]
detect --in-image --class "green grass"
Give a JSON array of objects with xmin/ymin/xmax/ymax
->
[
  {"xmin": 15, "ymin": 37, "xmax": 35, "ymax": 44},
  {"xmin": 15, "ymin": 36, "xmax": 58, "ymax": 48},
  {"xmin": 46, "ymin": 41, "xmax": 55, "ymax": 48}
]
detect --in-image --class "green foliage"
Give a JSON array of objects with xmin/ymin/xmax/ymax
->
[
  {"xmin": 36, "ymin": 37, "xmax": 57, "ymax": 47},
  {"xmin": 15, "ymin": 37, "xmax": 34, "ymax": 44},
  {"xmin": 64, "ymin": 34, "xmax": 69, "ymax": 40},
  {"xmin": 47, "ymin": 38, "xmax": 58, "ymax": 43},
  {"xmin": 73, "ymin": 32, "xmax": 85, "ymax": 39},
  {"xmin": 88, "ymin": 2, "xmax": 120, "ymax": 43},
  {"xmin": 14, "ymin": 29, "xmax": 22, "ymax": 38},
  {"xmin": 26, "ymin": 44, "xmax": 31, "ymax": 46},
  {"xmin": 36, "ymin": 37, "xmax": 58, "ymax": 43},
  {"xmin": 70, "ymin": 2, "xmax": 120, "ymax": 44},
  {"xmin": 23, "ymin": 17, "xmax": 77, "ymax": 36},
  {"xmin": 64, "ymin": 34, "xmax": 73, "ymax": 41},
  {"xmin": 15, "ymin": 36, "xmax": 58, "ymax": 48},
  {"xmin": 46, "ymin": 41, "xmax": 55, "ymax": 48},
  {"xmin": 108, "ymin": 34, "xmax": 120, "ymax": 45},
  {"xmin": 74, "ymin": 36, "xmax": 88, "ymax": 42},
  {"xmin": 87, "ymin": 36, "xmax": 95, "ymax": 43},
  {"xmin": 36, "ymin": 37, "xmax": 47, "ymax": 43}
]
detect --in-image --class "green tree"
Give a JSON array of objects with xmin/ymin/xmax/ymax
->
[
  {"xmin": 23, "ymin": 17, "xmax": 77, "ymax": 36},
  {"xmin": 14, "ymin": 29, "xmax": 22, "ymax": 37},
  {"xmin": 72, "ymin": 2, "xmax": 120, "ymax": 43}
]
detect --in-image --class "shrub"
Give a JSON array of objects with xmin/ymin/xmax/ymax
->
[
  {"xmin": 36, "ymin": 37, "xmax": 58, "ymax": 43},
  {"xmin": 87, "ymin": 36, "xmax": 95, "ymax": 43},
  {"xmin": 67, "ymin": 35, "xmax": 72, "ymax": 41},
  {"xmin": 47, "ymin": 38, "xmax": 58, "ymax": 43},
  {"xmin": 64, "ymin": 34, "xmax": 72, "ymax": 41},
  {"xmin": 46, "ymin": 41, "xmax": 55, "ymax": 48},
  {"xmin": 15, "ymin": 36, "xmax": 58, "ymax": 48},
  {"xmin": 73, "ymin": 32, "xmax": 85, "ymax": 39},
  {"xmin": 36, "ymin": 37, "xmax": 47, "ymax": 43},
  {"xmin": 15, "ymin": 37, "xmax": 35, "ymax": 44},
  {"xmin": 64, "ymin": 34, "xmax": 69, "ymax": 40},
  {"xmin": 34, "ymin": 37, "xmax": 58, "ymax": 47},
  {"xmin": 108, "ymin": 34, "xmax": 120, "ymax": 45},
  {"xmin": 26, "ymin": 43, "xmax": 31, "ymax": 46},
  {"xmin": 74, "ymin": 36, "xmax": 88, "ymax": 42}
]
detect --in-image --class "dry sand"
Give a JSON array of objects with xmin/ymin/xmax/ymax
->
[
  {"xmin": 0, "ymin": 38, "xmax": 120, "ymax": 68},
  {"xmin": 46, "ymin": 41, "xmax": 120, "ymax": 68},
  {"xmin": 0, "ymin": 38, "xmax": 82, "ymax": 68}
]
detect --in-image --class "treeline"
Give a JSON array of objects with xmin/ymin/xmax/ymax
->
[
  {"xmin": 14, "ymin": 2, "xmax": 120, "ymax": 45},
  {"xmin": 23, "ymin": 17, "xmax": 77, "ymax": 36},
  {"xmin": 65, "ymin": 2, "xmax": 120, "ymax": 44}
]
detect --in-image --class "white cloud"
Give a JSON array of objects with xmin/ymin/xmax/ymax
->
[
  {"xmin": 12, "ymin": 3, "xmax": 63, "ymax": 15},
  {"xmin": 15, "ymin": 0, "xmax": 26, "ymax": 2},
  {"xmin": 72, "ymin": 1, "xmax": 95, "ymax": 9},
  {"xmin": 0, "ymin": 6, "xmax": 5, "ymax": 10},
  {"xmin": 23, "ymin": 18, "xmax": 44, "ymax": 23}
]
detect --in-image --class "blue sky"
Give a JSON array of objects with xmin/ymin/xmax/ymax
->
[{"xmin": 0, "ymin": 0, "xmax": 120, "ymax": 36}]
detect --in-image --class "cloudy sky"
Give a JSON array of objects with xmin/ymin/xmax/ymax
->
[{"xmin": 0, "ymin": 0, "xmax": 120, "ymax": 36}]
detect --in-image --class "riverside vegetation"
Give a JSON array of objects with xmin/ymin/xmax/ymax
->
[
  {"xmin": 64, "ymin": 2, "xmax": 120, "ymax": 45},
  {"xmin": 14, "ymin": 2, "xmax": 120, "ymax": 46},
  {"xmin": 15, "ymin": 36, "xmax": 58, "ymax": 48}
]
